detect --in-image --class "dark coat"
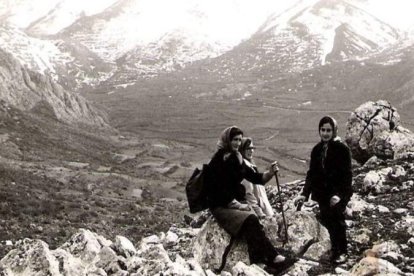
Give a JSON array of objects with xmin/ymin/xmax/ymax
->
[
  {"xmin": 302, "ymin": 140, "xmax": 353, "ymax": 207},
  {"xmin": 206, "ymin": 149, "xmax": 264, "ymax": 209},
  {"xmin": 205, "ymin": 149, "xmax": 264, "ymax": 236}
]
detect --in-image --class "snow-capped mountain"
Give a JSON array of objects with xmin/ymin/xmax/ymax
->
[
  {"xmin": 0, "ymin": 0, "xmax": 118, "ymax": 35},
  {"xmin": 55, "ymin": 0, "xmax": 285, "ymax": 85},
  {"xmin": 1, "ymin": 0, "xmax": 414, "ymax": 89},
  {"xmin": 0, "ymin": 24, "xmax": 115, "ymax": 90},
  {"xmin": 0, "ymin": 48, "xmax": 108, "ymax": 126},
  {"xmin": 108, "ymin": 29, "xmax": 228, "ymax": 85},
  {"xmin": 207, "ymin": 0, "xmax": 401, "ymax": 80}
]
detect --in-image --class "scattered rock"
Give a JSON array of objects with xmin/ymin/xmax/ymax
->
[
  {"xmin": 353, "ymin": 228, "xmax": 372, "ymax": 245},
  {"xmin": 393, "ymin": 208, "xmax": 408, "ymax": 215},
  {"xmin": 350, "ymin": 256, "xmax": 402, "ymax": 275},
  {"xmin": 113, "ymin": 236, "xmax": 136, "ymax": 258},
  {"xmin": 345, "ymin": 100, "xmax": 414, "ymax": 163},
  {"xmin": 378, "ymin": 205, "xmax": 390, "ymax": 213},
  {"xmin": 232, "ymin": 262, "xmax": 270, "ymax": 276}
]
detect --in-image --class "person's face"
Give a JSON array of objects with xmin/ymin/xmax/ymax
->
[
  {"xmin": 230, "ymin": 134, "xmax": 242, "ymax": 152},
  {"xmin": 319, "ymin": 123, "xmax": 333, "ymax": 142},
  {"xmin": 244, "ymin": 147, "xmax": 254, "ymax": 160}
]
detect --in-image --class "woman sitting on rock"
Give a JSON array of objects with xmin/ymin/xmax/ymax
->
[
  {"xmin": 239, "ymin": 137, "xmax": 274, "ymax": 219},
  {"xmin": 206, "ymin": 126, "xmax": 295, "ymax": 273},
  {"xmin": 294, "ymin": 116, "xmax": 353, "ymax": 264}
]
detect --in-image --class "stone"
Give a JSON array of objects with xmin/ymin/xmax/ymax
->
[
  {"xmin": 59, "ymin": 229, "xmax": 112, "ymax": 263},
  {"xmin": 232, "ymin": 262, "xmax": 270, "ymax": 275},
  {"xmin": 362, "ymin": 168, "xmax": 392, "ymax": 194},
  {"xmin": 135, "ymin": 244, "xmax": 171, "ymax": 275},
  {"xmin": 140, "ymin": 235, "xmax": 160, "ymax": 245},
  {"xmin": 94, "ymin": 246, "xmax": 123, "ymax": 273},
  {"xmin": 395, "ymin": 216, "xmax": 414, "ymax": 236},
  {"xmin": 193, "ymin": 217, "xmax": 249, "ymax": 271},
  {"xmin": 287, "ymin": 259, "xmax": 319, "ymax": 275},
  {"xmin": 363, "ymin": 155, "xmax": 386, "ymax": 169},
  {"xmin": 113, "ymin": 236, "xmax": 137, "ymax": 258},
  {"xmin": 393, "ymin": 208, "xmax": 408, "ymax": 215},
  {"xmin": 164, "ymin": 230, "xmax": 179, "ymax": 247},
  {"xmin": 347, "ymin": 194, "xmax": 372, "ymax": 213},
  {"xmin": 349, "ymin": 256, "xmax": 402, "ymax": 275},
  {"xmin": 303, "ymin": 240, "xmax": 331, "ymax": 261},
  {"xmin": 353, "ymin": 228, "xmax": 372, "ymax": 245},
  {"xmin": 0, "ymin": 239, "xmax": 61, "ymax": 275},
  {"xmin": 51, "ymin": 248, "xmax": 84, "ymax": 275},
  {"xmin": 388, "ymin": 165, "xmax": 406, "ymax": 181},
  {"xmin": 378, "ymin": 205, "xmax": 390, "ymax": 213},
  {"xmin": 370, "ymin": 241, "xmax": 400, "ymax": 258},
  {"xmin": 345, "ymin": 100, "xmax": 414, "ymax": 163}
]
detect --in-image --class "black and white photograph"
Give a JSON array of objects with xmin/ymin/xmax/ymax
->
[{"xmin": 0, "ymin": 0, "xmax": 413, "ymax": 275}]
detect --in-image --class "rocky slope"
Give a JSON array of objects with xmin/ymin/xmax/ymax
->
[
  {"xmin": 0, "ymin": 101, "xmax": 412, "ymax": 275},
  {"xmin": 0, "ymin": 48, "xmax": 107, "ymax": 126},
  {"xmin": 0, "ymin": 24, "xmax": 115, "ymax": 90}
]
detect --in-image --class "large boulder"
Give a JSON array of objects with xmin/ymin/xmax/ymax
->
[
  {"xmin": 0, "ymin": 239, "xmax": 62, "ymax": 276},
  {"xmin": 193, "ymin": 211, "xmax": 330, "ymax": 271},
  {"xmin": 59, "ymin": 228, "xmax": 112, "ymax": 263},
  {"xmin": 345, "ymin": 100, "xmax": 414, "ymax": 163},
  {"xmin": 349, "ymin": 256, "xmax": 402, "ymax": 275}
]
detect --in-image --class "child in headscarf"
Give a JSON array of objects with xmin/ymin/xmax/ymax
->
[
  {"xmin": 239, "ymin": 137, "xmax": 274, "ymax": 218},
  {"xmin": 294, "ymin": 116, "xmax": 353, "ymax": 264}
]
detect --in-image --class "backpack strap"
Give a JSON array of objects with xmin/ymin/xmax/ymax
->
[{"xmin": 213, "ymin": 236, "xmax": 235, "ymax": 273}]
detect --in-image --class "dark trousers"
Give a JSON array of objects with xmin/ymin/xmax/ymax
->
[
  {"xmin": 318, "ymin": 201, "xmax": 347, "ymax": 255},
  {"xmin": 239, "ymin": 215, "xmax": 278, "ymax": 264}
]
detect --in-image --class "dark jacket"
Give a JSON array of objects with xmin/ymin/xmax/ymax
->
[
  {"xmin": 206, "ymin": 149, "xmax": 264, "ymax": 209},
  {"xmin": 302, "ymin": 140, "xmax": 353, "ymax": 207}
]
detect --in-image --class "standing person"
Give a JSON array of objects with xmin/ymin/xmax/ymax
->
[
  {"xmin": 239, "ymin": 137, "xmax": 274, "ymax": 218},
  {"xmin": 206, "ymin": 126, "xmax": 295, "ymax": 274},
  {"xmin": 294, "ymin": 116, "xmax": 353, "ymax": 264}
]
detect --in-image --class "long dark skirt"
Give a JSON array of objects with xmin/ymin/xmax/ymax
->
[{"xmin": 211, "ymin": 207, "xmax": 255, "ymax": 236}]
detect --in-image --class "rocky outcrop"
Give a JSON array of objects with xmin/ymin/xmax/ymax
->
[
  {"xmin": 0, "ymin": 49, "xmax": 108, "ymax": 127},
  {"xmin": 0, "ymin": 228, "xmax": 206, "ymax": 276},
  {"xmin": 353, "ymin": 156, "xmax": 414, "ymax": 195},
  {"xmin": 345, "ymin": 100, "xmax": 414, "ymax": 163},
  {"xmin": 193, "ymin": 210, "xmax": 330, "ymax": 271},
  {"xmin": 0, "ymin": 216, "xmax": 330, "ymax": 276},
  {"xmin": 349, "ymin": 241, "xmax": 405, "ymax": 275}
]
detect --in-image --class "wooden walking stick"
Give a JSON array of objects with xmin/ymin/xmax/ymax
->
[{"xmin": 274, "ymin": 170, "xmax": 289, "ymax": 246}]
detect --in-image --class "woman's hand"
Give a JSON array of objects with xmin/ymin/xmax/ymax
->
[
  {"xmin": 268, "ymin": 161, "xmax": 279, "ymax": 174},
  {"xmin": 228, "ymin": 199, "xmax": 251, "ymax": 211},
  {"xmin": 262, "ymin": 161, "xmax": 279, "ymax": 183}
]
